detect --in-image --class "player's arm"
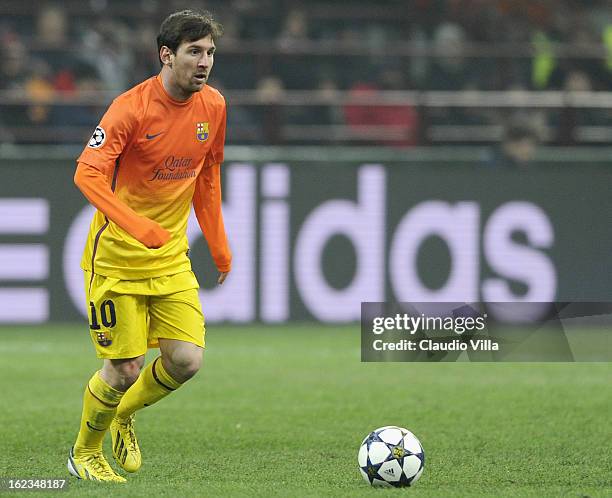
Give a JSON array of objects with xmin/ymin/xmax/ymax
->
[
  {"xmin": 192, "ymin": 99, "xmax": 231, "ymax": 283},
  {"xmin": 74, "ymin": 98, "xmax": 170, "ymax": 249},
  {"xmin": 192, "ymin": 162, "xmax": 232, "ymax": 282},
  {"xmin": 74, "ymin": 162, "xmax": 170, "ymax": 248}
]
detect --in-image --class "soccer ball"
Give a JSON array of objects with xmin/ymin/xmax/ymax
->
[{"xmin": 358, "ymin": 426, "xmax": 425, "ymax": 487}]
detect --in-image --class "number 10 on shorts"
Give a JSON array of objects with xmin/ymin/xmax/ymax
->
[{"xmin": 89, "ymin": 300, "xmax": 117, "ymax": 329}]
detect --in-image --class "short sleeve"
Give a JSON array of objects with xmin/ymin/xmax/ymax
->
[
  {"xmin": 77, "ymin": 96, "xmax": 138, "ymax": 172},
  {"xmin": 204, "ymin": 100, "xmax": 227, "ymax": 168}
]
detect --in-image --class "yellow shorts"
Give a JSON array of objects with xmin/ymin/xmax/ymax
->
[{"xmin": 84, "ymin": 270, "xmax": 205, "ymax": 359}]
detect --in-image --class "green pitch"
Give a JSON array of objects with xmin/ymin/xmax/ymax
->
[{"xmin": 1, "ymin": 324, "xmax": 610, "ymax": 497}]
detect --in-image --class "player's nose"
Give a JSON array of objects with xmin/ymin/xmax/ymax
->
[{"xmin": 199, "ymin": 54, "xmax": 212, "ymax": 68}]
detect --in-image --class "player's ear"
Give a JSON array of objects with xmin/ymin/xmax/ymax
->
[{"xmin": 160, "ymin": 46, "xmax": 174, "ymax": 67}]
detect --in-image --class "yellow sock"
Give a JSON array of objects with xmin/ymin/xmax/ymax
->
[
  {"xmin": 116, "ymin": 357, "xmax": 182, "ymax": 420},
  {"xmin": 74, "ymin": 371, "xmax": 124, "ymax": 457}
]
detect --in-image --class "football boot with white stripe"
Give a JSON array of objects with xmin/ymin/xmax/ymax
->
[{"xmin": 67, "ymin": 447, "xmax": 126, "ymax": 482}]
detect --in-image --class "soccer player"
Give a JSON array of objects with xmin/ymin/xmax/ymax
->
[{"xmin": 67, "ymin": 10, "xmax": 231, "ymax": 482}]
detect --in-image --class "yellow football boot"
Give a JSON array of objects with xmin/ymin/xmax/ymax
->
[
  {"xmin": 110, "ymin": 415, "xmax": 141, "ymax": 473},
  {"xmin": 67, "ymin": 447, "xmax": 126, "ymax": 482}
]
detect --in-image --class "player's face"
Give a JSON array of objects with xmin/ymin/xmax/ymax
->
[{"xmin": 171, "ymin": 35, "xmax": 215, "ymax": 95}]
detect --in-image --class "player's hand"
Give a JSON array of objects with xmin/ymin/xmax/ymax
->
[
  {"xmin": 141, "ymin": 222, "xmax": 171, "ymax": 249},
  {"xmin": 217, "ymin": 271, "xmax": 229, "ymax": 285}
]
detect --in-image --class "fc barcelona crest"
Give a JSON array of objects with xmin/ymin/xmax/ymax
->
[
  {"xmin": 196, "ymin": 122, "xmax": 209, "ymax": 142},
  {"xmin": 96, "ymin": 331, "xmax": 112, "ymax": 347}
]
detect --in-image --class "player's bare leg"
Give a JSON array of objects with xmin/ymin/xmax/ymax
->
[
  {"xmin": 158, "ymin": 338, "xmax": 203, "ymax": 383},
  {"xmin": 101, "ymin": 356, "xmax": 146, "ymax": 390}
]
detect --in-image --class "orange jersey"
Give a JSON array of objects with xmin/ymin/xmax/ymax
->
[{"xmin": 74, "ymin": 75, "xmax": 231, "ymax": 280}]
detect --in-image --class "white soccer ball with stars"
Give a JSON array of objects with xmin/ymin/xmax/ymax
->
[{"xmin": 358, "ymin": 426, "xmax": 425, "ymax": 487}]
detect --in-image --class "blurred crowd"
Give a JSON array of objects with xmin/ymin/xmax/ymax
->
[{"xmin": 1, "ymin": 0, "xmax": 612, "ymax": 146}]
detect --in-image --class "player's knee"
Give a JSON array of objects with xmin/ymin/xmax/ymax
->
[
  {"xmin": 178, "ymin": 354, "xmax": 202, "ymax": 381},
  {"xmin": 168, "ymin": 349, "xmax": 202, "ymax": 382},
  {"xmin": 116, "ymin": 363, "xmax": 142, "ymax": 389},
  {"xmin": 105, "ymin": 357, "xmax": 144, "ymax": 390}
]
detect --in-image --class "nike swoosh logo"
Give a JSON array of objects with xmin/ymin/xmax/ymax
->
[
  {"xmin": 146, "ymin": 132, "xmax": 164, "ymax": 140},
  {"xmin": 87, "ymin": 421, "xmax": 105, "ymax": 432}
]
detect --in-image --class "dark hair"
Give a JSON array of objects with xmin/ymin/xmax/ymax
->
[{"xmin": 156, "ymin": 10, "xmax": 223, "ymax": 67}]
